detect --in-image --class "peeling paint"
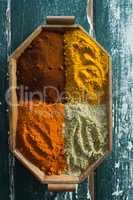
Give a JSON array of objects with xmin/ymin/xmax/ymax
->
[{"xmin": 95, "ymin": 0, "xmax": 133, "ymax": 199}]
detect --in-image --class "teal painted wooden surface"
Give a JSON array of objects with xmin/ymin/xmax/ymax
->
[
  {"xmin": 94, "ymin": 0, "xmax": 133, "ymax": 199},
  {"xmin": 0, "ymin": 1, "xmax": 10, "ymax": 199},
  {"xmin": 0, "ymin": 0, "xmax": 133, "ymax": 199}
]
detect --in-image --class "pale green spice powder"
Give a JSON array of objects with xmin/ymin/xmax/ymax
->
[{"xmin": 64, "ymin": 103, "xmax": 108, "ymax": 176}]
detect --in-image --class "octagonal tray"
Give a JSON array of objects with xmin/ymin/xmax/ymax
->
[{"xmin": 9, "ymin": 16, "xmax": 112, "ymax": 197}]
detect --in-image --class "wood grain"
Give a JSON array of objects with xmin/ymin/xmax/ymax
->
[
  {"xmin": 94, "ymin": 0, "xmax": 133, "ymax": 199},
  {"xmin": 0, "ymin": 1, "xmax": 10, "ymax": 199}
]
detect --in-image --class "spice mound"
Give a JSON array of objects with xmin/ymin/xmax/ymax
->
[
  {"xmin": 17, "ymin": 101, "xmax": 67, "ymax": 175},
  {"xmin": 17, "ymin": 30, "xmax": 65, "ymax": 103},
  {"xmin": 64, "ymin": 103, "xmax": 108, "ymax": 176},
  {"xmin": 64, "ymin": 28, "xmax": 109, "ymax": 104}
]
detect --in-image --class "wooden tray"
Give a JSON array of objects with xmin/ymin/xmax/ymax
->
[{"xmin": 9, "ymin": 16, "xmax": 112, "ymax": 198}]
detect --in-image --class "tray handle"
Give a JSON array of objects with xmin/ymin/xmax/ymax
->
[
  {"xmin": 48, "ymin": 184, "xmax": 76, "ymax": 192},
  {"xmin": 46, "ymin": 16, "xmax": 75, "ymax": 25}
]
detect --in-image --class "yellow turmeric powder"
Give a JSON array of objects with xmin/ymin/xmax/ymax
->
[
  {"xmin": 64, "ymin": 28, "xmax": 109, "ymax": 104},
  {"xmin": 17, "ymin": 101, "xmax": 67, "ymax": 175}
]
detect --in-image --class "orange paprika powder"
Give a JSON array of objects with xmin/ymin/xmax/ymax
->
[{"xmin": 17, "ymin": 101, "xmax": 67, "ymax": 175}]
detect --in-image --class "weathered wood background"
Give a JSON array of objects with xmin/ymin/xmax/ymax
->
[{"xmin": 0, "ymin": 0, "xmax": 133, "ymax": 199}]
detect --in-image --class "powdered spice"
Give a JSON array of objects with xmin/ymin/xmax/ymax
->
[
  {"xmin": 64, "ymin": 28, "xmax": 109, "ymax": 104},
  {"xmin": 17, "ymin": 30, "xmax": 65, "ymax": 103},
  {"xmin": 17, "ymin": 101, "xmax": 67, "ymax": 175},
  {"xmin": 64, "ymin": 103, "xmax": 108, "ymax": 176}
]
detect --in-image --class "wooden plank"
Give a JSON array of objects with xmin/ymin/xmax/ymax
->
[
  {"xmin": 0, "ymin": 1, "xmax": 10, "ymax": 199},
  {"xmin": 88, "ymin": 171, "xmax": 95, "ymax": 200},
  {"xmin": 94, "ymin": 0, "xmax": 133, "ymax": 199},
  {"xmin": 87, "ymin": 0, "xmax": 93, "ymax": 36}
]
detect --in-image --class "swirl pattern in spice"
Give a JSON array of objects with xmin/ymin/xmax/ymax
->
[
  {"xmin": 64, "ymin": 103, "xmax": 108, "ymax": 176},
  {"xmin": 64, "ymin": 28, "xmax": 109, "ymax": 104},
  {"xmin": 17, "ymin": 101, "xmax": 67, "ymax": 175}
]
